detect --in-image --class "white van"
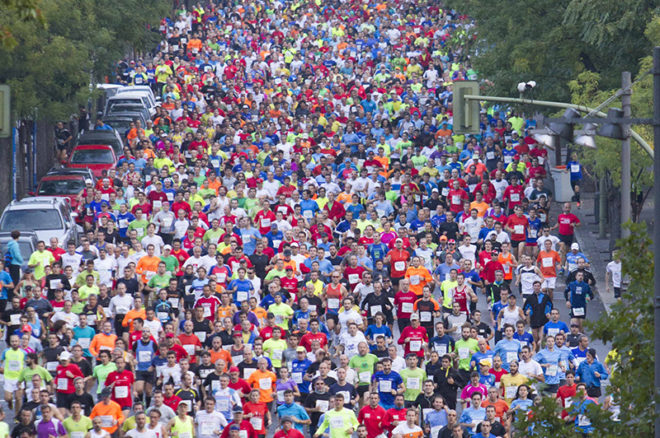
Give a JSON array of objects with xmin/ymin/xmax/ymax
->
[{"xmin": 105, "ymin": 91, "xmax": 157, "ymax": 117}]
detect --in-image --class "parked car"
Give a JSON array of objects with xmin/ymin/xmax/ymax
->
[
  {"xmin": 0, "ymin": 197, "xmax": 79, "ymax": 246},
  {"xmin": 77, "ymin": 129, "xmax": 124, "ymax": 157},
  {"xmin": 105, "ymin": 103, "xmax": 151, "ymax": 122},
  {"xmin": 36, "ymin": 172, "xmax": 86, "ymax": 209},
  {"xmin": 67, "ymin": 144, "xmax": 117, "ymax": 178},
  {"xmin": 0, "ymin": 231, "xmax": 38, "ymax": 263},
  {"xmin": 115, "ymin": 86, "xmax": 158, "ymax": 105},
  {"xmin": 105, "ymin": 91, "xmax": 156, "ymax": 117}
]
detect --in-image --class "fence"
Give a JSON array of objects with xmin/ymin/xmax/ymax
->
[{"xmin": 0, "ymin": 119, "xmax": 57, "ymax": 210}]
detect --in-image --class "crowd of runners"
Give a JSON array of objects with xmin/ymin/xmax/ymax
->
[{"xmin": 0, "ymin": 0, "xmax": 624, "ymax": 437}]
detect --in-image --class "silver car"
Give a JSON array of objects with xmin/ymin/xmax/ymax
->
[{"xmin": 0, "ymin": 197, "xmax": 79, "ymax": 247}]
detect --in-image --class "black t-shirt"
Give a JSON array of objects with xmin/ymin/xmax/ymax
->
[
  {"xmin": 117, "ymin": 277, "xmax": 141, "ymax": 296},
  {"xmin": 476, "ymin": 420, "xmax": 506, "ymax": 437},
  {"xmin": 438, "ymin": 221, "xmax": 459, "ymax": 240},
  {"xmin": 304, "ymin": 392, "xmax": 332, "ymax": 429},
  {"xmin": 11, "ymin": 422, "xmax": 36, "ymax": 438},
  {"xmin": 69, "ymin": 392, "xmax": 95, "ymax": 416},
  {"xmin": 328, "ymin": 382, "xmax": 357, "ymax": 408},
  {"xmin": 237, "ymin": 361, "xmax": 259, "ymax": 381},
  {"xmin": 196, "ymin": 363, "xmax": 215, "ymax": 381},
  {"xmin": 474, "ymin": 322, "xmax": 492, "ymax": 340},
  {"xmin": 248, "ymin": 253, "xmax": 269, "ymax": 280},
  {"xmin": 71, "ymin": 357, "xmax": 93, "ymax": 377}
]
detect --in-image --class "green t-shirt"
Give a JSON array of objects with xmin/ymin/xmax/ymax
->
[
  {"xmin": 317, "ymin": 408, "xmax": 359, "ymax": 438},
  {"xmin": 268, "ymin": 303, "xmax": 294, "ymax": 330},
  {"xmin": 128, "ymin": 219, "xmax": 150, "ymax": 239},
  {"xmin": 78, "ymin": 284, "xmax": 100, "ymax": 301},
  {"xmin": 1, "ymin": 348, "xmax": 25, "ymax": 380},
  {"xmin": 399, "ymin": 367, "xmax": 427, "ymax": 401},
  {"xmin": 455, "ymin": 338, "xmax": 479, "ymax": 371},
  {"xmin": 28, "ymin": 250, "xmax": 55, "ymax": 280},
  {"xmin": 262, "ymin": 338, "xmax": 288, "ymax": 368},
  {"xmin": 18, "ymin": 365, "xmax": 53, "ymax": 384},
  {"xmin": 148, "ymin": 273, "xmax": 172, "ymax": 291},
  {"xmin": 160, "ymin": 256, "xmax": 179, "ymax": 275},
  {"xmin": 441, "ymin": 280, "xmax": 458, "ymax": 309},
  {"xmin": 92, "ymin": 362, "xmax": 117, "ymax": 393},
  {"xmin": 349, "ymin": 353, "xmax": 379, "ymax": 386},
  {"xmin": 203, "ymin": 228, "xmax": 224, "ymax": 243},
  {"xmin": 63, "ymin": 416, "xmax": 93, "ymax": 435},
  {"xmin": 265, "ymin": 268, "xmax": 286, "ymax": 281}
]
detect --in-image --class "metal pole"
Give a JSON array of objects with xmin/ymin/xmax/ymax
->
[
  {"xmin": 463, "ymin": 94, "xmax": 654, "ymax": 158},
  {"xmin": 599, "ymin": 175, "xmax": 607, "ymax": 239},
  {"xmin": 653, "ymin": 46, "xmax": 660, "ymax": 438},
  {"xmin": 32, "ymin": 119, "xmax": 37, "ymax": 190},
  {"xmin": 621, "ymin": 72, "xmax": 631, "ymax": 238},
  {"xmin": 11, "ymin": 123, "xmax": 17, "ymax": 200}
]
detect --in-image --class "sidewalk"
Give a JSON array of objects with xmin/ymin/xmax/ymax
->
[{"xmin": 570, "ymin": 193, "xmax": 617, "ymax": 313}]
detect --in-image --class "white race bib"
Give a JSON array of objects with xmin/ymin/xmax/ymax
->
[
  {"xmin": 359, "ymin": 371, "xmax": 371, "ymax": 383},
  {"xmin": 394, "ymin": 261, "xmax": 406, "ymax": 271},
  {"xmin": 316, "ymin": 399, "xmax": 329, "ymax": 411},
  {"xmin": 259, "ymin": 377, "xmax": 272, "ymax": 390},
  {"xmin": 573, "ymin": 307, "xmax": 585, "ymax": 316},
  {"xmin": 138, "ymin": 351, "xmax": 152, "ymax": 362},
  {"xmin": 571, "ymin": 164, "xmax": 580, "ymax": 173},
  {"xmin": 406, "ymin": 377, "xmax": 420, "ymax": 390},
  {"xmin": 57, "ymin": 377, "xmax": 68, "ymax": 390},
  {"xmin": 327, "ymin": 298, "xmax": 340, "ymax": 309},
  {"xmin": 348, "ymin": 274, "xmax": 359, "ymax": 284},
  {"xmin": 510, "ymin": 193, "xmax": 520, "ymax": 202},
  {"xmin": 115, "ymin": 385, "xmax": 129, "ymax": 398},
  {"xmin": 250, "ymin": 417, "xmax": 263, "ymax": 430},
  {"xmin": 379, "ymin": 380, "xmax": 392, "ymax": 393},
  {"xmin": 542, "ymin": 257, "xmax": 553, "ymax": 267},
  {"xmin": 458, "ymin": 347, "xmax": 469, "ymax": 360},
  {"xmin": 410, "ymin": 340, "xmax": 422, "ymax": 351},
  {"xmin": 514, "ymin": 225, "xmax": 524, "ymax": 234},
  {"xmin": 77, "ymin": 338, "xmax": 91, "ymax": 349},
  {"xmin": 237, "ymin": 291, "xmax": 248, "ymax": 302},
  {"xmin": 506, "ymin": 351, "xmax": 518, "ymax": 363},
  {"xmin": 401, "ymin": 302, "xmax": 414, "ymax": 313},
  {"xmin": 505, "ymin": 385, "xmax": 518, "ymax": 399},
  {"xmin": 293, "ymin": 372, "xmax": 303, "ymax": 384},
  {"xmin": 370, "ymin": 305, "xmax": 382, "ymax": 316},
  {"xmin": 420, "ymin": 311, "xmax": 432, "ymax": 322}
]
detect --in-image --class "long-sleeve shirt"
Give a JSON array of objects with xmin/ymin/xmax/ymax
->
[
  {"xmin": 576, "ymin": 360, "xmax": 609, "ymax": 388},
  {"xmin": 7, "ymin": 240, "xmax": 24, "ymax": 266}
]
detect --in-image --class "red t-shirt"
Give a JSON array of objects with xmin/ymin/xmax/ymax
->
[
  {"xmin": 506, "ymin": 214, "xmax": 528, "ymax": 241},
  {"xmin": 243, "ymin": 401, "xmax": 269, "ymax": 434},
  {"xmin": 105, "ymin": 369, "xmax": 135, "ymax": 408},
  {"xmin": 398, "ymin": 325, "xmax": 428, "ymax": 358},
  {"xmin": 228, "ymin": 378, "xmax": 252, "ymax": 399},
  {"xmin": 557, "ymin": 213, "xmax": 579, "ymax": 236},
  {"xmin": 488, "ymin": 367, "xmax": 509, "ymax": 383},
  {"xmin": 178, "ymin": 333, "xmax": 202, "ymax": 363},
  {"xmin": 394, "ymin": 291, "xmax": 417, "ymax": 318},
  {"xmin": 557, "ymin": 383, "xmax": 577, "ymax": 418},
  {"xmin": 387, "ymin": 249, "xmax": 410, "ymax": 278},
  {"xmin": 344, "ymin": 265, "xmax": 365, "ymax": 290},
  {"xmin": 358, "ymin": 405, "xmax": 387, "ymax": 438},
  {"xmin": 55, "ymin": 363, "xmax": 83, "ymax": 394},
  {"xmin": 299, "ymin": 331, "xmax": 328, "ymax": 352},
  {"xmin": 163, "ymin": 394, "xmax": 182, "ymax": 411}
]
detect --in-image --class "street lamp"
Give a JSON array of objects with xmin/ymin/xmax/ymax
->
[{"xmin": 574, "ymin": 123, "xmax": 597, "ymax": 148}]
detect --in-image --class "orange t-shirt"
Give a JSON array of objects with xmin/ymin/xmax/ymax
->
[
  {"xmin": 122, "ymin": 308, "xmax": 146, "ymax": 331},
  {"xmin": 537, "ymin": 250, "xmax": 561, "ymax": 278},
  {"xmin": 209, "ymin": 347, "xmax": 232, "ymax": 369},
  {"xmin": 404, "ymin": 266, "xmax": 433, "ymax": 296},
  {"xmin": 90, "ymin": 400, "xmax": 124, "ymax": 433},
  {"xmin": 247, "ymin": 369, "xmax": 276, "ymax": 402},
  {"xmin": 498, "ymin": 253, "xmax": 514, "ymax": 280}
]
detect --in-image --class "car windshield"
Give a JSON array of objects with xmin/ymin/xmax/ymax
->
[
  {"xmin": 0, "ymin": 209, "xmax": 63, "ymax": 231},
  {"xmin": 105, "ymin": 120, "xmax": 131, "ymax": 134},
  {"xmin": 109, "ymin": 98, "xmax": 142, "ymax": 106},
  {"xmin": 0, "ymin": 242, "xmax": 33, "ymax": 262},
  {"xmin": 71, "ymin": 149, "xmax": 114, "ymax": 164},
  {"xmin": 38, "ymin": 179, "xmax": 85, "ymax": 195}
]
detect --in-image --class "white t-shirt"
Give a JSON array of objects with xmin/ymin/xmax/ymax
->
[
  {"xmin": 518, "ymin": 359, "xmax": 543, "ymax": 380},
  {"xmin": 606, "ymin": 260, "xmax": 622, "ymax": 288},
  {"xmin": 125, "ymin": 429, "xmax": 158, "ymax": 438},
  {"xmin": 392, "ymin": 423, "xmax": 423, "ymax": 436}
]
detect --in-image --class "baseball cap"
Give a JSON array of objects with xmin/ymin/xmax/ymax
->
[
  {"xmin": 285, "ymin": 266, "xmax": 293, "ymax": 271},
  {"xmin": 229, "ymin": 366, "xmax": 239, "ymax": 373},
  {"xmin": 281, "ymin": 416, "xmax": 294, "ymax": 424},
  {"xmin": 85, "ymin": 178, "xmax": 93, "ymax": 185},
  {"xmin": 448, "ymin": 239, "xmax": 456, "ymax": 244},
  {"xmin": 21, "ymin": 324, "xmax": 32, "ymax": 333},
  {"xmin": 291, "ymin": 242, "xmax": 299, "ymax": 247},
  {"xmin": 296, "ymin": 346, "xmax": 306, "ymax": 353},
  {"xmin": 232, "ymin": 405, "xmax": 244, "ymax": 413},
  {"xmin": 163, "ymin": 245, "xmax": 172, "ymax": 251},
  {"xmin": 432, "ymin": 188, "xmax": 439, "ymax": 193},
  {"xmin": 165, "ymin": 333, "xmax": 175, "ymax": 338},
  {"xmin": 410, "ymin": 313, "xmax": 419, "ymax": 320},
  {"xmin": 59, "ymin": 351, "xmax": 71, "ymax": 361},
  {"xmin": 395, "ymin": 238, "xmax": 403, "ymax": 243},
  {"xmin": 571, "ymin": 243, "xmax": 579, "ymax": 250},
  {"xmin": 439, "ymin": 235, "xmax": 448, "ymax": 242}
]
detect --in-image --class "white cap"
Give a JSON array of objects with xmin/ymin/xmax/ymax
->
[
  {"xmin": 570, "ymin": 242, "xmax": 579, "ymax": 250},
  {"xmin": 85, "ymin": 179, "xmax": 93, "ymax": 184},
  {"xmin": 59, "ymin": 351, "xmax": 72, "ymax": 361}
]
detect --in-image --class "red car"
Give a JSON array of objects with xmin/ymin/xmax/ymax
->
[{"xmin": 68, "ymin": 144, "xmax": 117, "ymax": 178}]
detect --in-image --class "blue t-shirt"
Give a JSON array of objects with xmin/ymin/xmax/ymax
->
[{"xmin": 371, "ymin": 370, "xmax": 403, "ymax": 406}]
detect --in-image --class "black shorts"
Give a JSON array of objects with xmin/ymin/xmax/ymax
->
[
  {"xmin": 587, "ymin": 386, "xmax": 601, "ymax": 398},
  {"xmin": 136, "ymin": 370, "xmax": 155, "ymax": 382},
  {"xmin": 357, "ymin": 385, "xmax": 371, "ymax": 396},
  {"xmin": 56, "ymin": 392, "xmax": 72, "ymax": 408},
  {"xmin": 511, "ymin": 239, "xmax": 525, "ymax": 248},
  {"xmin": 558, "ymin": 233, "xmax": 574, "ymax": 246}
]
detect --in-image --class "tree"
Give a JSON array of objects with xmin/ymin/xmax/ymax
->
[
  {"xmin": 0, "ymin": 0, "xmax": 168, "ymax": 119},
  {"xmin": 447, "ymin": 0, "xmax": 656, "ymax": 103},
  {"xmin": 515, "ymin": 222, "xmax": 655, "ymax": 436},
  {"xmin": 0, "ymin": 0, "xmax": 45, "ymax": 49}
]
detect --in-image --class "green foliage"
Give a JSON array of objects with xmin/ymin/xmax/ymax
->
[
  {"xmin": 0, "ymin": 0, "xmax": 168, "ymax": 119},
  {"xmin": 448, "ymin": 0, "xmax": 657, "ymax": 103},
  {"xmin": 0, "ymin": 0, "xmax": 45, "ymax": 49}
]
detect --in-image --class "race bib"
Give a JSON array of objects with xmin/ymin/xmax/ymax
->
[
  {"xmin": 168, "ymin": 297, "xmax": 179, "ymax": 308},
  {"xmin": 57, "ymin": 377, "xmax": 68, "ymax": 390},
  {"xmin": 506, "ymin": 351, "xmax": 518, "ymax": 363},
  {"xmin": 571, "ymin": 164, "xmax": 580, "ymax": 173},
  {"xmin": 272, "ymin": 350, "xmax": 283, "ymax": 361},
  {"xmin": 100, "ymin": 415, "xmax": 113, "ymax": 428},
  {"xmin": 303, "ymin": 210, "xmax": 313, "ymax": 218},
  {"xmin": 237, "ymin": 291, "xmax": 248, "ymax": 302},
  {"xmin": 183, "ymin": 344, "xmax": 196, "ymax": 356},
  {"xmin": 153, "ymin": 200, "xmax": 162, "ymax": 209},
  {"xmin": 510, "ymin": 193, "xmax": 520, "ymax": 202},
  {"xmin": 46, "ymin": 361, "xmax": 58, "ymax": 371},
  {"xmin": 330, "ymin": 416, "xmax": 344, "ymax": 430},
  {"xmin": 195, "ymin": 331, "xmax": 207, "ymax": 342},
  {"xmin": 420, "ymin": 311, "xmax": 432, "ymax": 322},
  {"xmin": 542, "ymin": 257, "xmax": 553, "ymax": 267},
  {"xmin": 115, "ymin": 385, "xmax": 129, "ymax": 399},
  {"xmin": 548, "ymin": 328, "xmax": 559, "ymax": 337},
  {"xmin": 458, "ymin": 347, "xmax": 469, "ymax": 360},
  {"xmin": 441, "ymin": 188, "xmax": 449, "ymax": 197},
  {"xmin": 348, "ymin": 274, "xmax": 359, "ymax": 284},
  {"xmin": 293, "ymin": 372, "xmax": 303, "ymax": 384},
  {"xmin": 250, "ymin": 417, "xmax": 263, "ymax": 430},
  {"xmin": 407, "ymin": 377, "xmax": 420, "ymax": 390},
  {"xmin": 410, "ymin": 275, "xmax": 420, "ymax": 285},
  {"xmin": 547, "ymin": 365, "xmax": 558, "ymax": 376},
  {"xmin": 573, "ymin": 307, "xmax": 585, "ymax": 316},
  {"xmin": 261, "ymin": 218, "xmax": 271, "ymax": 228},
  {"xmin": 394, "ymin": 261, "xmax": 406, "ymax": 271},
  {"xmin": 77, "ymin": 338, "xmax": 91, "ymax": 349},
  {"xmin": 401, "ymin": 302, "xmax": 413, "ymax": 313},
  {"xmin": 49, "ymin": 279, "xmax": 62, "ymax": 290},
  {"xmin": 435, "ymin": 344, "xmax": 447, "ymax": 356},
  {"xmin": 7, "ymin": 360, "xmax": 20, "ymax": 371},
  {"xmin": 514, "ymin": 225, "xmax": 524, "ymax": 234},
  {"xmin": 486, "ymin": 152, "xmax": 495, "ymax": 160},
  {"xmin": 217, "ymin": 397, "xmax": 230, "ymax": 412},
  {"xmin": 9, "ymin": 314, "xmax": 21, "ymax": 325},
  {"xmin": 359, "ymin": 371, "xmax": 371, "ymax": 383},
  {"xmin": 157, "ymin": 311, "xmax": 169, "ymax": 321},
  {"xmin": 211, "ymin": 159, "xmax": 220, "ymax": 169},
  {"xmin": 379, "ymin": 380, "xmax": 392, "ymax": 393},
  {"xmin": 259, "ymin": 377, "xmax": 272, "ymax": 390},
  {"xmin": 410, "ymin": 340, "xmax": 422, "ymax": 351},
  {"xmin": 505, "ymin": 385, "xmax": 518, "ymax": 399},
  {"xmin": 217, "ymin": 273, "xmax": 227, "ymax": 283},
  {"xmin": 138, "ymin": 351, "xmax": 152, "ymax": 363},
  {"xmin": 316, "ymin": 399, "xmax": 329, "ymax": 411},
  {"xmin": 201, "ymin": 423, "xmax": 216, "ymax": 436},
  {"xmin": 370, "ymin": 305, "xmax": 382, "ymax": 316},
  {"xmin": 452, "ymin": 195, "xmax": 460, "ymax": 205},
  {"xmin": 327, "ymin": 298, "xmax": 340, "ymax": 309}
]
